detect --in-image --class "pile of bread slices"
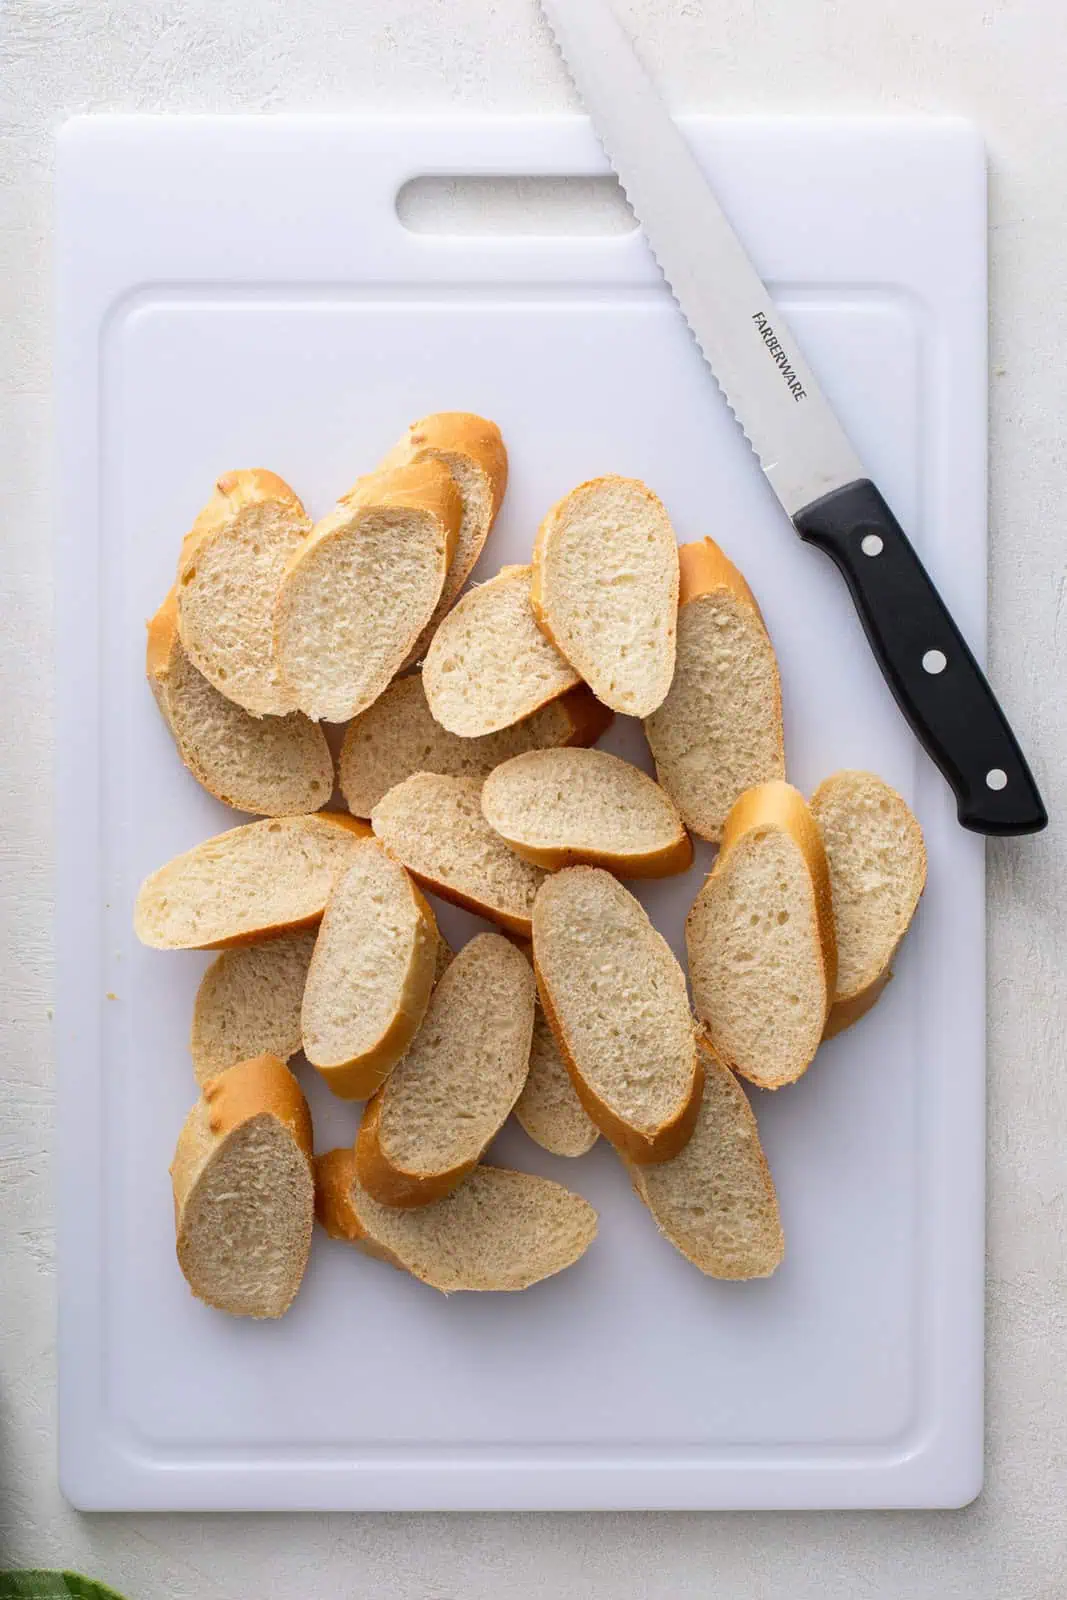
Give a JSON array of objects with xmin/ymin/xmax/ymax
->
[{"xmin": 136, "ymin": 412, "xmax": 927, "ymax": 1320}]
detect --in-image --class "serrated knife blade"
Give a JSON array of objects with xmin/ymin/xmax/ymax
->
[
  {"xmin": 538, "ymin": 0, "xmax": 1046, "ymax": 836},
  {"xmin": 539, "ymin": 0, "xmax": 863, "ymax": 515}
]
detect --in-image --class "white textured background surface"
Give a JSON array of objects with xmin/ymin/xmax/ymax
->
[{"xmin": 1, "ymin": 1, "xmax": 1064, "ymax": 1595}]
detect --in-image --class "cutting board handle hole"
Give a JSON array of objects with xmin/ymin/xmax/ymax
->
[{"xmin": 396, "ymin": 175, "xmax": 637, "ymax": 237}]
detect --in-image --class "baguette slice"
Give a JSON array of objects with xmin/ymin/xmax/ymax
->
[
  {"xmin": 481, "ymin": 747, "xmax": 692, "ymax": 878},
  {"xmin": 515, "ymin": 997, "xmax": 600, "ymax": 1158},
  {"xmin": 644, "ymin": 538, "xmax": 786, "ymax": 842},
  {"xmin": 274, "ymin": 458, "xmax": 463, "ymax": 722},
  {"xmin": 532, "ymin": 867, "xmax": 702, "ymax": 1163},
  {"xmin": 377, "ymin": 413, "xmax": 509, "ymax": 666},
  {"xmin": 810, "ymin": 770, "xmax": 927, "ymax": 1037},
  {"xmin": 423, "ymin": 564, "xmax": 581, "ymax": 737},
  {"xmin": 316, "ymin": 1149, "xmax": 597, "ymax": 1292},
  {"xmin": 531, "ymin": 476, "xmax": 679, "ymax": 717},
  {"xmin": 191, "ymin": 923, "xmax": 433, "ymax": 1089},
  {"xmin": 339, "ymin": 672, "xmax": 612, "ymax": 818},
  {"xmin": 686, "ymin": 781, "xmax": 836, "ymax": 1089},
  {"xmin": 175, "ymin": 469, "xmax": 311, "ymax": 717},
  {"xmin": 191, "ymin": 929, "xmax": 317, "ymax": 1084},
  {"xmin": 355, "ymin": 933, "xmax": 535, "ymax": 1206},
  {"xmin": 301, "ymin": 840, "xmax": 439, "ymax": 1099},
  {"xmin": 630, "ymin": 1045, "xmax": 784, "ymax": 1280},
  {"xmin": 171, "ymin": 1054, "xmax": 314, "ymax": 1318},
  {"xmin": 508, "ymin": 938, "xmax": 599, "ymax": 1158},
  {"xmin": 134, "ymin": 812, "xmax": 371, "ymax": 950},
  {"xmin": 148, "ymin": 588, "xmax": 333, "ymax": 816},
  {"xmin": 372, "ymin": 772, "xmax": 547, "ymax": 937}
]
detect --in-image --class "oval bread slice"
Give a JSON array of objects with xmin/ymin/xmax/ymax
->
[
  {"xmin": 630, "ymin": 1045, "xmax": 784, "ymax": 1280},
  {"xmin": 481, "ymin": 747, "xmax": 692, "ymax": 878},
  {"xmin": 686, "ymin": 781, "xmax": 836, "ymax": 1089},
  {"xmin": 532, "ymin": 867, "xmax": 702, "ymax": 1164},
  {"xmin": 316, "ymin": 1149, "xmax": 597, "ymax": 1293},
  {"xmin": 339, "ymin": 672, "xmax": 612, "ymax": 818},
  {"xmin": 171, "ymin": 1054, "xmax": 314, "ymax": 1318},
  {"xmin": 190, "ymin": 929, "xmax": 317, "ymax": 1084},
  {"xmin": 644, "ymin": 538, "xmax": 785, "ymax": 842},
  {"xmin": 372, "ymin": 772, "xmax": 548, "ymax": 937},
  {"xmin": 301, "ymin": 840, "xmax": 439, "ymax": 1100},
  {"xmin": 507, "ymin": 938, "xmax": 599, "ymax": 1158},
  {"xmin": 134, "ymin": 812, "xmax": 371, "ymax": 950},
  {"xmin": 148, "ymin": 588, "xmax": 333, "ymax": 817},
  {"xmin": 515, "ymin": 998, "xmax": 600, "ymax": 1158},
  {"xmin": 355, "ymin": 932, "xmax": 535, "ymax": 1206},
  {"xmin": 190, "ymin": 925, "xmax": 439, "ymax": 1090},
  {"xmin": 377, "ymin": 412, "xmax": 509, "ymax": 666},
  {"xmin": 176, "ymin": 469, "xmax": 311, "ymax": 717},
  {"xmin": 273, "ymin": 458, "xmax": 463, "ymax": 722},
  {"xmin": 423, "ymin": 564, "xmax": 581, "ymax": 737},
  {"xmin": 531, "ymin": 476, "xmax": 679, "ymax": 717},
  {"xmin": 810, "ymin": 770, "xmax": 927, "ymax": 1037}
]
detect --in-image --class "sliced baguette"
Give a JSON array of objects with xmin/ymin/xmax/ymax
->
[
  {"xmin": 422, "ymin": 564, "xmax": 581, "ymax": 737},
  {"xmin": 507, "ymin": 938, "xmax": 599, "ymax": 1158},
  {"xmin": 147, "ymin": 588, "xmax": 333, "ymax": 816},
  {"xmin": 686, "ymin": 781, "xmax": 836, "ymax": 1089},
  {"xmin": 377, "ymin": 412, "xmax": 509, "ymax": 665},
  {"xmin": 175, "ymin": 469, "xmax": 311, "ymax": 717},
  {"xmin": 355, "ymin": 933, "xmax": 535, "ymax": 1206},
  {"xmin": 316, "ymin": 1149, "xmax": 597, "ymax": 1292},
  {"xmin": 301, "ymin": 839, "xmax": 439, "ymax": 1099},
  {"xmin": 531, "ymin": 476, "xmax": 679, "ymax": 717},
  {"xmin": 191, "ymin": 922, "xmax": 434, "ymax": 1089},
  {"xmin": 372, "ymin": 772, "xmax": 547, "ymax": 937},
  {"xmin": 810, "ymin": 770, "xmax": 927, "ymax": 1037},
  {"xmin": 190, "ymin": 929, "xmax": 317, "ymax": 1084},
  {"xmin": 643, "ymin": 538, "xmax": 785, "ymax": 842},
  {"xmin": 515, "ymin": 998, "xmax": 600, "ymax": 1158},
  {"xmin": 532, "ymin": 867, "xmax": 702, "ymax": 1164},
  {"xmin": 171, "ymin": 1054, "xmax": 314, "ymax": 1318},
  {"xmin": 481, "ymin": 747, "xmax": 692, "ymax": 878},
  {"xmin": 134, "ymin": 811, "xmax": 371, "ymax": 950},
  {"xmin": 629, "ymin": 1045, "xmax": 784, "ymax": 1280},
  {"xmin": 273, "ymin": 458, "xmax": 463, "ymax": 722},
  {"xmin": 339, "ymin": 672, "xmax": 612, "ymax": 818}
]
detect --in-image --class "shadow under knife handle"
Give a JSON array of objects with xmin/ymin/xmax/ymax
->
[{"xmin": 793, "ymin": 479, "xmax": 1046, "ymax": 836}]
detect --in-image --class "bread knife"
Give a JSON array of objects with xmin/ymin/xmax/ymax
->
[{"xmin": 538, "ymin": 0, "xmax": 1046, "ymax": 835}]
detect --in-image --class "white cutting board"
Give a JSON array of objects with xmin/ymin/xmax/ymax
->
[{"xmin": 55, "ymin": 114, "xmax": 987, "ymax": 1511}]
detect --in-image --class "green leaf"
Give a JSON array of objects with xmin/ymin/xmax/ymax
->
[{"xmin": 0, "ymin": 1574, "xmax": 128, "ymax": 1600}]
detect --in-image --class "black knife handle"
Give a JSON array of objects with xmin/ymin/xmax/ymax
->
[{"xmin": 793, "ymin": 479, "xmax": 1046, "ymax": 836}]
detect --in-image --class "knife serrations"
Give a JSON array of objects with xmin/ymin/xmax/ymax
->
[{"xmin": 538, "ymin": 0, "xmax": 865, "ymax": 516}]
